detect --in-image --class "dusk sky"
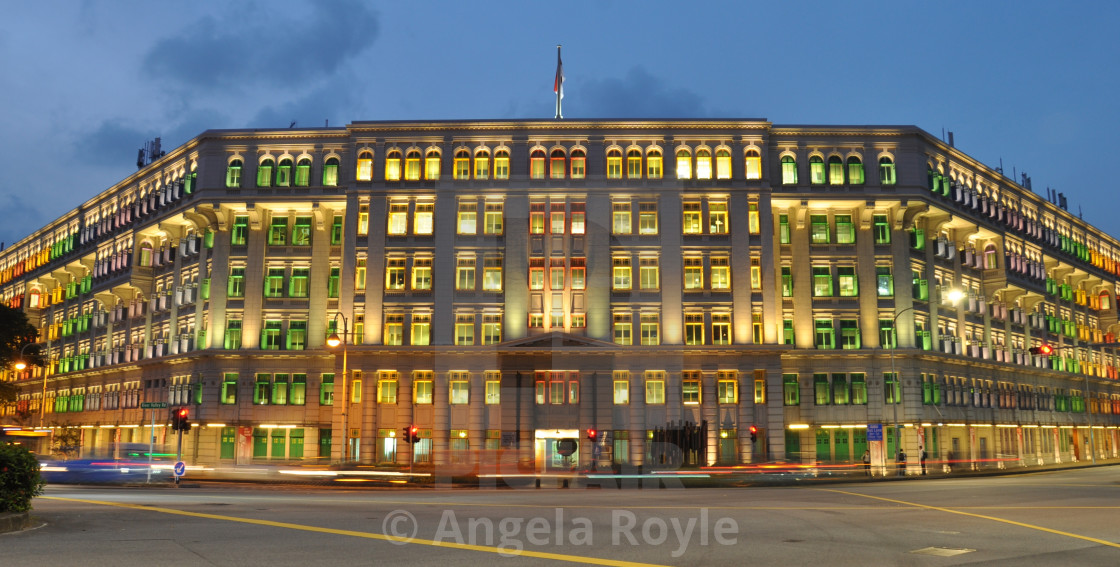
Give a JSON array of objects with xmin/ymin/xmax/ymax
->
[{"xmin": 2, "ymin": 1, "xmax": 1117, "ymax": 248}]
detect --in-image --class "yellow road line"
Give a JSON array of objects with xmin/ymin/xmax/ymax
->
[
  {"xmin": 820, "ymin": 489, "xmax": 1120, "ymax": 549},
  {"xmin": 42, "ymin": 496, "xmax": 667, "ymax": 567}
]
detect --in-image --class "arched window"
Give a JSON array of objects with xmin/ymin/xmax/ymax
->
[
  {"xmin": 226, "ymin": 159, "xmax": 243, "ymax": 188},
  {"xmin": 809, "ymin": 156, "xmax": 825, "ymax": 184},
  {"xmin": 744, "ymin": 149, "xmax": 761, "ymax": 180},
  {"xmin": 780, "ymin": 155, "xmax": 797, "ymax": 185},
  {"xmin": 405, "ymin": 150, "xmax": 422, "ymax": 181},
  {"xmin": 846, "ymin": 156, "xmax": 864, "ymax": 185},
  {"xmin": 879, "ymin": 157, "xmax": 896, "ymax": 185},
  {"xmin": 570, "ymin": 149, "xmax": 586, "ymax": 179},
  {"xmin": 294, "ymin": 157, "xmax": 311, "ymax": 187},
  {"xmin": 276, "ymin": 158, "xmax": 292, "ymax": 186},
  {"xmin": 356, "ymin": 150, "xmax": 374, "ymax": 181},
  {"xmin": 696, "ymin": 149, "xmax": 712, "ymax": 179},
  {"xmin": 257, "ymin": 158, "xmax": 275, "ymax": 187},
  {"xmin": 424, "ymin": 150, "xmax": 441, "ymax": 180},
  {"xmin": 827, "ymin": 156, "xmax": 844, "ymax": 185},
  {"xmin": 453, "ymin": 150, "xmax": 470, "ymax": 179},
  {"xmin": 139, "ymin": 242, "xmax": 153, "ymax": 267},
  {"xmin": 984, "ymin": 244, "xmax": 998, "ymax": 269},
  {"xmin": 606, "ymin": 149, "xmax": 623, "ymax": 179},
  {"xmin": 647, "ymin": 149, "xmax": 663, "ymax": 179},
  {"xmin": 530, "ymin": 149, "xmax": 546, "ymax": 179},
  {"xmin": 715, "ymin": 149, "xmax": 731, "ymax": 179},
  {"xmin": 28, "ymin": 289, "xmax": 40, "ymax": 309},
  {"xmin": 494, "ymin": 150, "xmax": 510, "ymax": 179},
  {"xmin": 550, "ymin": 149, "xmax": 566, "ymax": 179},
  {"xmin": 1100, "ymin": 291, "xmax": 1111, "ymax": 311},
  {"xmin": 627, "ymin": 149, "xmax": 642, "ymax": 178},
  {"xmin": 385, "ymin": 150, "xmax": 401, "ymax": 181},
  {"xmin": 474, "ymin": 149, "xmax": 490, "ymax": 179},
  {"xmin": 322, "ymin": 157, "xmax": 339, "ymax": 186},
  {"xmin": 676, "ymin": 149, "xmax": 692, "ymax": 179}
]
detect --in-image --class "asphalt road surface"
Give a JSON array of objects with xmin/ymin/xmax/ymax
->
[{"xmin": 6, "ymin": 467, "xmax": 1120, "ymax": 566}]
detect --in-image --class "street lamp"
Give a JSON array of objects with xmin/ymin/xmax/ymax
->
[
  {"xmin": 326, "ymin": 312, "xmax": 349, "ymax": 464},
  {"xmin": 11, "ymin": 343, "xmax": 47, "ymax": 428}
]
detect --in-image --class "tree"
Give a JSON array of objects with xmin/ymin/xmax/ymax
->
[{"xmin": 1, "ymin": 304, "xmax": 43, "ymax": 403}]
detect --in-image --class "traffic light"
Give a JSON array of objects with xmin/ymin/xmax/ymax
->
[
  {"xmin": 587, "ymin": 428, "xmax": 597, "ymax": 442},
  {"xmin": 1029, "ymin": 344, "xmax": 1054, "ymax": 355},
  {"xmin": 401, "ymin": 427, "xmax": 412, "ymax": 444},
  {"xmin": 409, "ymin": 425, "xmax": 420, "ymax": 444},
  {"xmin": 749, "ymin": 425, "xmax": 758, "ymax": 442},
  {"xmin": 172, "ymin": 408, "xmax": 191, "ymax": 434}
]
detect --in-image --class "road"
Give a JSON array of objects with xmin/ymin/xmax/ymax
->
[{"xmin": 5, "ymin": 467, "xmax": 1120, "ymax": 566}]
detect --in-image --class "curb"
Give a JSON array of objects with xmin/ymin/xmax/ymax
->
[{"xmin": 0, "ymin": 512, "xmax": 33, "ymax": 534}]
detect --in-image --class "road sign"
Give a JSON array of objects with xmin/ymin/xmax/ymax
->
[
  {"xmin": 867, "ymin": 423, "xmax": 883, "ymax": 442},
  {"xmin": 174, "ymin": 461, "xmax": 186, "ymax": 477},
  {"xmin": 141, "ymin": 402, "xmax": 168, "ymax": 409}
]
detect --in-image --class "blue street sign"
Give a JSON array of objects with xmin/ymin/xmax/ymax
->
[
  {"xmin": 173, "ymin": 461, "xmax": 186, "ymax": 476},
  {"xmin": 867, "ymin": 424, "xmax": 883, "ymax": 442}
]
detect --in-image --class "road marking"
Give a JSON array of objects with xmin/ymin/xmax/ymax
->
[
  {"xmin": 42, "ymin": 496, "xmax": 668, "ymax": 567},
  {"xmin": 820, "ymin": 489, "xmax": 1120, "ymax": 549}
]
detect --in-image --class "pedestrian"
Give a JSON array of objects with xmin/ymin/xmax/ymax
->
[
  {"xmin": 862, "ymin": 449, "xmax": 871, "ymax": 476},
  {"xmin": 920, "ymin": 448, "xmax": 928, "ymax": 475},
  {"xmin": 897, "ymin": 450, "xmax": 907, "ymax": 476}
]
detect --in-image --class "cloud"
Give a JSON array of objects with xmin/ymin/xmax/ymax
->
[
  {"xmin": 71, "ymin": 121, "xmax": 155, "ymax": 166},
  {"xmin": 0, "ymin": 193, "xmax": 50, "ymax": 250},
  {"xmin": 248, "ymin": 82, "xmax": 361, "ymax": 130},
  {"xmin": 140, "ymin": 0, "xmax": 379, "ymax": 92},
  {"xmin": 566, "ymin": 67, "xmax": 714, "ymax": 119}
]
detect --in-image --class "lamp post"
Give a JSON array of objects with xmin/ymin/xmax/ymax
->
[
  {"xmin": 325, "ymin": 313, "xmax": 349, "ymax": 464},
  {"xmin": 12, "ymin": 343, "xmax": 46, "ymax": 428}
]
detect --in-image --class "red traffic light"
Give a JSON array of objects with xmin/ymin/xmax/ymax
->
[
  {"xmin": 1029, "ymin": 344, "xmax": 1054, "ymax": 355},
  {"xmin": 587, "ymin": 428, "xmax": 597, "ymax": 441},
  {"xmin": 749, "ymin": 425, "xmax": 758, "ymax": 434},
  {"xmin": 178, "ymin": 408, "xmax": 189, "ymax": 418}
]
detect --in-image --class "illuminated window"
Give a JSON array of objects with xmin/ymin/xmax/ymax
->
[
  {"xmin": 571, "ymin": 202, "xmax": 585, "ymax": 234},
  {"xmin": 264, "ymin": 268, "xmax": 285, "ymax": 297},
  {"xmin": 226, "ymin": 159, "xmax": 243, "ymax": 188},
  {"xmin": 716, "ymin": 372, "xmax": 737, "ymax": 403},
  {"xmin": 847, "ymin": 156, "xmax": 864, "ymax": 185},
  {"xmin": 639, "ymin": 202, "xmax": 659, "ymax": 234},
  {"xmin": 747, "ymin": 257, "xmax": 760, "ymax": 290},
  {"xmin": 748, "ymin": 202, "xmax": 760, "ymax": 234},
  {"xmin": 639, "ymin": 257, "xmax": 659, "ymax": 290},
  {"xmin": 708, "ymin": 201, "xmax": 728, "ymax": 234},
  {"xmin": 550, "ymin": 376, "xmax": 565, "ymax": 404},
  {"xmin": 838, "ymin": 267, "xmax": 858, "ymax": 296},
  {"xmin": 457, "ymin": 201, "xmax": 478, "ymax": 235},
  {"xmin": 387, "ymin": 202, "xmax": 408, "ymax": 235},
  {"xmin": 529, "ymin": 203, "xmax": 545, "ymax": 234},
  {"xmin": 613, "ymin": 201, "xmax": 632, "ymax": 234},
  {"xmin": 386, "ymin": 258, "xmax": 406, "ymax": 290},
  {"xmin": 474, "ymin": 149, "xmax": 490, "ymax": 179},
  {"xmin": 355, "ymin": 258, "xmax": 366, "ymax": 291},
  {"xmin": 450, "ymin": 375, "xmax": 470, "ymax": 404},
  {"xmin": 683, "ymin": 257, "xmax": 703, "ymax": 290},
  {"xmin": 494, "ymin": 150, "xmax": 509, "ymax": 179},
  {"xmin": 411, "ymin": 314, "xmax": 431, "ymax": 345},
  {"xmin": 414, "ymin": 202, "xmax": 433, "ymax": 235},
  {"xmin": 744, "ymin": 149, "xmax": 761, "ymax": 179},
  {"xmin": 291, "ymin": 216, "xmax": 311, "ymax": 246},
  {"xmin": 456, "ymin": 256, "xmax": 476, "ymax": 290},
  {"xmin": 482, "ymin": 257, "xmax": 503, "ymax": 291},
  {"xmin": 676, "ymin": 149, "xmax": 692, "ymax": 179},
  {"xmin": 783, "ymin": 319, "xmax": 795, "ymax": 345},
  {"xmin": 782, "ymin": 374, "xmax": 799, "ymax": 406},
  {"xmin": 550, "ymin": 203, "xmax": 566, "ymax": 234},
  {"xmin": 257, "ymin": 158, "xmax": 274, "ymax": 187},
  {"xmin": 289, "ymin": 268, "xmax": 309, "ymax": 297},
  {"xmin": 836, "ymin": 214, "xmax": 855, "ymax": 244},
  {"xmin": 356, "ymin": 151, "xmax": 373, "ymax": 181},
  {"xmin": 377, "ymin": 372, "xmax": 398, "ymax": 404},
  {"xmin": 873, "ymin": 214, "xmax": 890, "ymax": 244},
  {"xmin": 879, "ymin": 157, "xmax": 896, "ymax": 185},
  {"xmin": 261, "ymin": 321, "xmax": 282, "ymax": 350},
  {"xmin": 529, "ymin": 258, "xmax": 545, "ymax": 290},
  {"xmin": 485, "ymin": 373, "xmax": 501, "ymax": 404},
  {"xmin": 483, "ymin": 202, "xmax": 503, "ymax": 235},
  {"xmin": 851, "ymin": 373, "xmax": 867, "ymax": 405},
  {"xmin": 682, "ymin": 372, "xmax": 702, "ymax": 404},
  {"xmin": 712, "ymin": 256, "xmax": 731, "ymax": 290},
  {"xmin": 640, "ymin": 313, "xmax": 660, "ymax": 345},
  {"xmin": 224, "ymin": 320, "xmax": 242, "ymax": 349},
  {"xmin": 814, "ymin": 319, "xmax": 834, "ymax": 349},
  {"xmin": 453, "ymin": 150, "xmax": 470, "ymax": 179},
  {"xmin": 549, "ymin": 258, "xmax": 565, "ymax": 290},
  {"xmin": 570, "ymin": 149, "xmax": 585, "ymax": 179},
  {"xmin": 814, "ymin": 374, "xmax": 830, "ymax": 405},
  {"xmin": 781, "ymin": 266, "xmax": 793, "ymax": 297},
  {"xmin": 809, "ymin": 155, "xmax": 825, "ymax": 184},
  {"xmin": 828, "ymin": 156, "xmax": 844, "ymax": 185},
  {"xmin": 696, "ymin": 149, "xmax": 712, "ymax": 179},
  {"xmin": 612, "ymin": 256, "xmax": 632, "ymax": 290},
  {"xmin": 614, "ymin": 313, "xmax": 632, "ymax": 345},
  {"xmin": 530, "ymin": 149, "xmax": 546, "ymax": 179},
  {"xmin": 357, "ymin": 204, "xmax": 369, "ymax": 236},
  {"xmin": 568, "ymin": 258, "xmax": 586, "ymax": 289},
  {"xmin": 385, "ymin": 150, "xmax": 401, "ymax": 181},
  {"xmin": 780, "ymin": 155, "xmax": 797, "ymax": 185},
  {"xmin": 682, "ymin": 202, "xmax": 702, "ymax": 234},
  {"xmin": 712, "ymin": 313, "xmax": 731, "ymax": 345},
  {"xmin": 613, "ymin": 372, "xmax": 630, "ymax": 404},
  {"xmin": 482, "ymin": 314, "xmax": 502, "ymax": 344},
  {"xmin": 414, "ymin": 372, "xmax": 433, "ymax": 404},
  {"xmin": 384, "ymin": 314, "xmax": 404, "ymax": 345},
  {"xmin": 455, "ymin": 314, "xmax": 475, "ymax": 345},
  {"xmin": 685, "ymin": 313, "xmax": 705, "ymax": 345},
  {"xmin": 627, "ymin": 149, "xmax": 642, "ymax": 178},
  {"xmin": 876, "ymin": 266, "xmax": 893, "ymax": 297},
  {"xmin": 879, "ymin": 319, "xmax": 895, "ymax": 349},
  {"xmin": 231, "ymin": 216, "xmax": 248, "ymax": 245},
  {"xmin": 405, "ymin": 150, "xmax": 422, "ymax": 181},
  {"xmin": 812, "ymin": 266, "xmax": 832, "ymax": 297},
  {"xmin": 810, "ymin": 214, "xmax": 830, "ymax": 244},
  {"xmin": 839, "ymin": 320, "xmax": 860, "ymax": 349},
  {"xmin": 571, "ymin": 313, "xmax": 585, "ymax": 328},
  {"xmin": 607, "ymin": 149, "xmax": 623, "ymax": 179},
  {"xmin": 294, "ymin": 158, "xmax": 311, "ymax": 187},
  {"xmin": 424, "ymin": 150, "xmax": 441, "ymax": 180},
  {"xmin": 550, "ymin": 149, "xmax": 566, "ymax": 179},
  {"xmin": 644, "ymin": 372, "xmax": 665, "ymax": 404},
  {"xmin": 412, "ymin": 258, "xmax": 432, "ymax": 291},
  {"xmin": 715, "ymin": 149, "xmax": 731, "ymax": 179},
  {"xmin": 268, "ymin": 217, "xmax": 288, "ymax": 245},
  {"xmin": 779, "ymin": 214, "xmax": 790, "ymax": 244},
  {"xmin": 647, "ymin": 149, "xmax": 663, "ymax": 178}
]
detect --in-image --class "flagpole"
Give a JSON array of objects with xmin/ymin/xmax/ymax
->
[{"xmin": 555, "ymin": 44, "xmax": 563, "ymax": 120}]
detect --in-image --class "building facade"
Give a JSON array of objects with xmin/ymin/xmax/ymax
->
[{"xmin": 2, "ymin": 119, "xmax": 1119, "ymax": 473}]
